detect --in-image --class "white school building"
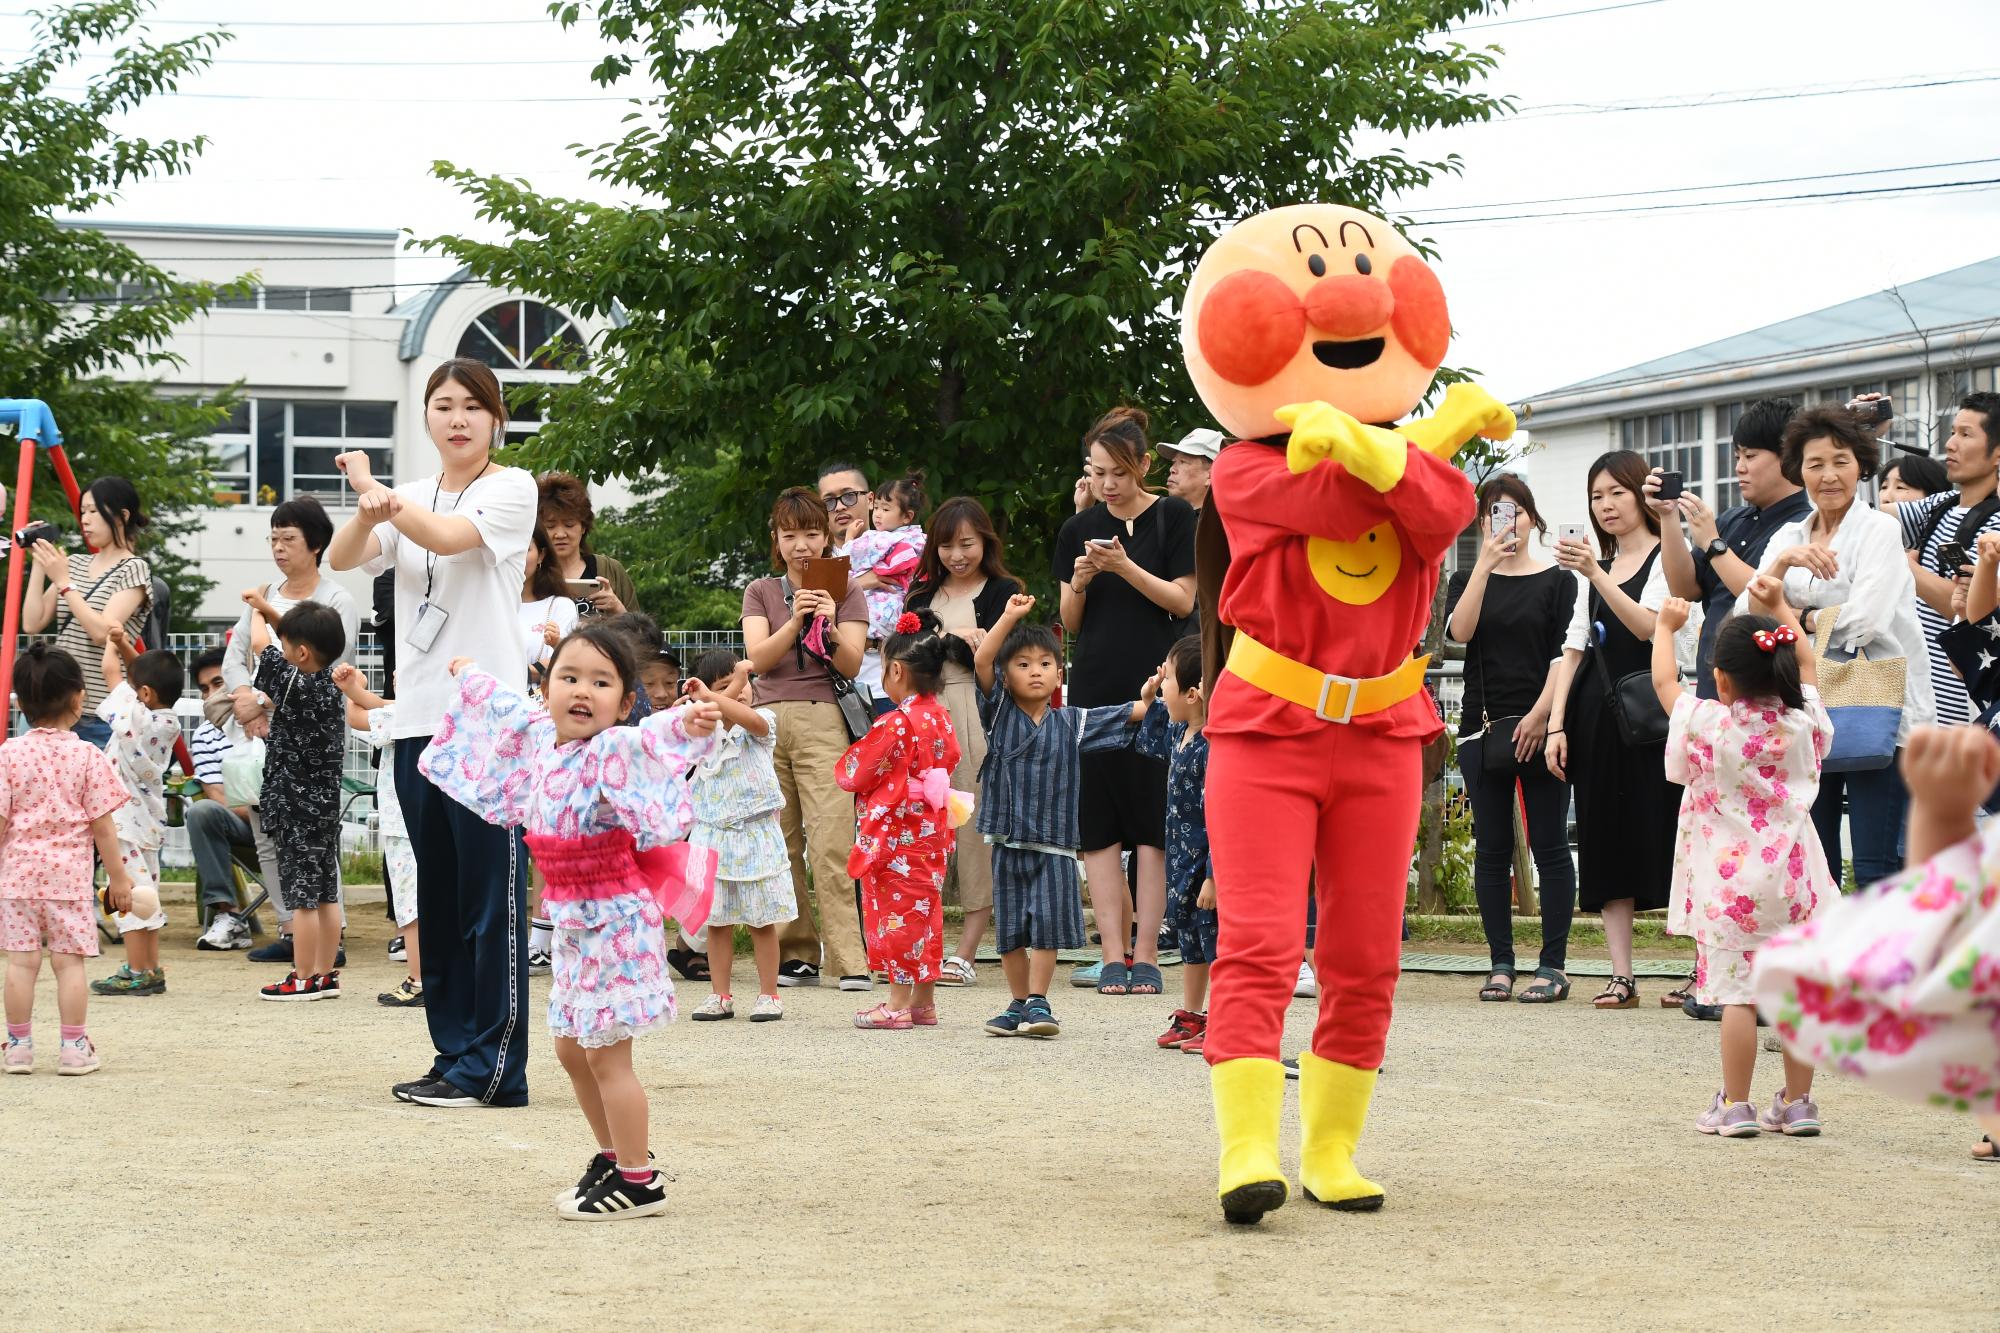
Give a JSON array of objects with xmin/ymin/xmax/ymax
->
[
  {"xmin": 66, "ymin": 220, "xmax": 619, "ymax": 625},
  {"xmin": 1513, "ymin": 254, "xmax": 2000, "ymax": 539}
]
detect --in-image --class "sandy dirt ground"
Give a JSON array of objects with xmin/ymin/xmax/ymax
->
[{"xmin": 5, "ymin": 886, "xmax": 1995, "ymax": 1331}]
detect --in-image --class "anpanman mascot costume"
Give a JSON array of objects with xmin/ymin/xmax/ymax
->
[{"xmin": 1185, "ymin": 204, "xmax": 1513, "ymax": 1224}]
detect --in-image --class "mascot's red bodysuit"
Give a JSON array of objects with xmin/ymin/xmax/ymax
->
[{"xmin": 1184, "ymin": 205, "xmax": 1513, "ymax": 1224}]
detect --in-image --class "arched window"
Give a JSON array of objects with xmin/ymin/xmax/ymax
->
[{"xmin": 455, "ymin": 299, "xmax": 587, "ymax": 372}]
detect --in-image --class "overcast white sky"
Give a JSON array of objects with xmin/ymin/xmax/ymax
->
[{"xmin": 13, "ymin": 0, "xmax": 2000, "ymax": 407}]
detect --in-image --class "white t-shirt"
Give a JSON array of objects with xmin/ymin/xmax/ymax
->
[
  {"xmin": 363, "ymin": 467, "xmax": 537, "ymax": 739},
  {"xmin": 518, "ymin": 592, "xmax": 581, "ymax": 669}
]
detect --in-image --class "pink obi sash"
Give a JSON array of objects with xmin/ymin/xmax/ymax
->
[{"xmin": 522, "ymin": 827, "xmax": 716, "ymax": 933}]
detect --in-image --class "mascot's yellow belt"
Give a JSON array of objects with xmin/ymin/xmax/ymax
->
[{"xmin": 1225, "ymin": 631, "xmax": 1428, "ymax": 725}]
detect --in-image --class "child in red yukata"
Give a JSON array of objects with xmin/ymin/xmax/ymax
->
[{"xmin": 838, "ymin": 612, "xmax": 965, "ymax": 1030}]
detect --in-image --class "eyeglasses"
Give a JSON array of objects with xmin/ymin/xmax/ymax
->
[
  {"xmin": 197, "ymin": 676, "xmax": 223, "ymax": 694},
  {"xmin": 821, "ymin": 489, "xmax": 866, "ymax": 510}
]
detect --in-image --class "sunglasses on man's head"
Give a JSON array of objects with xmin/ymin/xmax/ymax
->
[{"xmin": 821, "ymin": 489, "xmax": 866, "ymax": 510}]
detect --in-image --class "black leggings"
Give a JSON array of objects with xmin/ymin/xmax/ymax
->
[{"xmin": 1458, "ymin": 734, "xmax": 1576, "ymax": 973}]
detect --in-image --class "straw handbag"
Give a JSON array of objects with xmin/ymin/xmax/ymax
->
[{"xmin": 1811, "ymin": 603, "xmax": 1903, "ymax": 772}]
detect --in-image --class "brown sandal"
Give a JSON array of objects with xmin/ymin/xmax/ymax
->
[
  {"xmin": 1593, "ymin": 975, "xmax": 1639, "ymax": 1009},
  {"xmin": 1660, "ymin": 973, "xmax": 1695, "ymax": 1008}
]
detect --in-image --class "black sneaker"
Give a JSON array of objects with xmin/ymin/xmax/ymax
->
[
  {"xmin": 334, "ymin": 943, "xmax": 347, "ymax": 968},
  {"xmin": 776, "ymin": 960, "xmax": 820, "ymax": 988},
  {"xmin": 392, "ymin": 1069, "xmax": 445, "ymax": 1103},
  {"xmin": 247, "ymin": 936, "xmax": 294, "ymax": 964},
  {"xmin": 408, "ymin": 1078, "xmax": 481, "ymax": 1108},
  {"xmin": 984, "ymin": 998, "xmax": 1028, "ymax": 1037},
  {"xmin": 377, "ymin": 977, "xmax": 425, "ymax": 1007},
  {"xmin": 387, "ymin": 935, "xmax": 406, "ymax": 962},
  {"xmin": 1021, "ymin": 996, "xmax": 1061, "ymax": 1038},
  {"xmin": 561, "ymin": 1151, "xmax": 617, "ymax": 1207},
  {"xmin": 563, "ymin": 1168, "xmax": 668, "ymax": 1221},
  {"xmin": 527, "ymin": 950, "xmax": 552, "ymax": 976},
  {"xmin": 1283, "ymin": 1057, "xmax": 1300, "ymax": 1080}
]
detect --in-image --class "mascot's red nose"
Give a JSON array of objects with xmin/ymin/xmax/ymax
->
[{"xmin": 1303, "ymin": 275, "xmax": 1393, "ymax": 339}]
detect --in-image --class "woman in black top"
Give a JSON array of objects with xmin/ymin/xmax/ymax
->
[
  {"xmin": 1053, "ymin": 407, "xmax": 1198, "ymax": 996},
  {"xmin": 1546, "ymin": 450, "xmax": 1679, "ymax": 1010},
  {"xmin": 1444, "ymin": 475, "xmax": 1578, "ymax": 1004}
]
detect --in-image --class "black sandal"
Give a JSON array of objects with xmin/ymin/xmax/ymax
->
[
  {"xmin": 1661, "ymin": 973, "xmax": 1696, "ymax": 1008},
  {"xmin": 666, "ymin": 948, "xmax": 710, "ymax": 982},
  {"xmin": 1592, "ymin": 975, "xmax": 1639, "ymax": 1009},
  {"xmin": 1517, "ymin": 967, "xmax": 1571, "ymax": 1003},
  {"xmin": 1477, "ymin": 966, "xmax": 1516, "ymax": 1002}
]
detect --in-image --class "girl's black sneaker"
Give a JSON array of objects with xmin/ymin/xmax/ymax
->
[{"xmin": 563, "ymin": 1169, "xmax": 668, "ymax": 1221}]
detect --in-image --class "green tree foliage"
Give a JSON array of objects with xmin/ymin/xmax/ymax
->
[
  {"xmin": 433, "ymin": 0, "xmax": 1511, "ymax": 603},
  {"xmin": 0, "ymin": 2, "xmax": 248, "ymax": 626}
]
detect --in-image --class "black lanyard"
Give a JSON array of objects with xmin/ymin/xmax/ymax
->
[{"xmin": 422, "ymin": 460, "xmax": 492, "ymax": 602}]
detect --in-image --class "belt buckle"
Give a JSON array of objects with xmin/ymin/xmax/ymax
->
[{"xmin": 1314, "ymin": 672, "xmax": 1360, "ymax": 724}]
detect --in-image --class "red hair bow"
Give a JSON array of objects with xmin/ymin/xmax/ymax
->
[
  {"xmin": 1752, "ymin": 626, "xmax": 1797, "ymax": 654},
  {"xmin": 895, "ymin": 612, "xmax": 923, "ymax": 635}
]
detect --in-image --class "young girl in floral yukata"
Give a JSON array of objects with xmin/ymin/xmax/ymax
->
[
  {"xmin": 420, "ymin": 625, "xmax": 721, "ymax": 1220},
  {"xmin": 837, "ymin": 611, "xmax": 962, "ymax": 1030},
  {"xmin": 1755, "ymin": 724, "xmax": 2000, "ymax": 1165},
  {"xmin": 1653, "ymin": 574, "xmax": 1835, "ymax": 1139}
]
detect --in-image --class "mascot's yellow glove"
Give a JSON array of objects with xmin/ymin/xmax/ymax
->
[
  {"xmin": 1400, "ymin": 383, "xmax": 1517, "ymax": 461},
  {"xmin": 1276, "ymin": 400, "xmax": 1407, "ymax": 494}
]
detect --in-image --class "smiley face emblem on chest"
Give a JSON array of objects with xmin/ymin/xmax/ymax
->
[{"xmin": 1306, "ymin": 522, "xmax": 1402, "ymax": 605}]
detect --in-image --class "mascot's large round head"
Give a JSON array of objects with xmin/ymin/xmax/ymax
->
[{"xmin": 1181, "ymin": 203, "xmax": 1449, "ymax": 440}]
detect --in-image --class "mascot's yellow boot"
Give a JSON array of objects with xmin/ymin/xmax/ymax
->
[
  {"xmin": 1211, "ymin": 1057, "xmax": 1288, "ymax": 1225},
  {"xmin": 1296, "ymin": 1053, "xmax": 1386, "ymax": 1212}
]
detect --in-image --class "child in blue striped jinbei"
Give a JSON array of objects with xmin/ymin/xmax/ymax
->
[{"xmin": 972, "ymin": 594, "xmax": 1147, "ymax": 1038}]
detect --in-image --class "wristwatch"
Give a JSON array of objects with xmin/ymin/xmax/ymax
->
[{"xmin": 1704, "ymin": 538, "xmax": 1729, "ymax": 561}]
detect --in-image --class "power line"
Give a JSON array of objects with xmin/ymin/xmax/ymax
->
[
  {"xmin": 1411, "ymin": 175, "xmax": 2000, "ymax": 226},
  {"xmin": 0, "ymin": 9, "xmax": 557, "ymax": 25},
  {"xmin": 1411, "ymin": 154, "xmax": 2000, "ymax": 214},
  {"xmin": 1451, "ymin": 0, "xmax": 1668, "ymax": 30},
  {"xmin": 0, "ymin": 46, "xmax": 602, "ymax": 65},
  {"xmin": 1519, "ymin": 69, "xmax": 2000, "ymax": 118}
]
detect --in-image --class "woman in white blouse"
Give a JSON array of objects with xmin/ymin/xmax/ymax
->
[
  {"xmin": 1738, "ymin": 405, "xmax": 1934, "ymax": 889},
  {"xmin": 518, "ymin": 523, "xmax": 580, "ymax": 687}
]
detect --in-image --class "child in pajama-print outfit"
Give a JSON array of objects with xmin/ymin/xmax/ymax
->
[
  {"xmin": 683, "ymin": 649, "xmax": 796, "ymax": 1024},
  {"xmin": 2, "ymin": 645, "xmax": 134, "ymax": 1076},
  {"xmin": 420, "ymin": 626, "xmax": 720, "ymax": 1220},
  {"xmin": 1654, "ymin": 580, "xmax": 1836, "ymax": 1140},
  {"xmin": 838, "ymin": 613, "xmax": 962, "ymax": 1030},
  {"xmin": 1139, "ymin": 636, "xmax": 1219, "ymax": 1056},
  {"xmin": 243, "ymin": 595, "xmax": 349, "ymax": 1003},
  {"xmin": 331, "ymin": 665, "xmax": 425, "ymax": 1008},
  {"xmin": 971, "ymin": 595, "xmax": 1146, "ymax": 1040},
  {"xmin": 88, "ymin": 631, "xmax": 183, "ymax": 999},
  {"xmin": 1755, "ymin": 724, "xmax": 2000, "ymax": 1163}
]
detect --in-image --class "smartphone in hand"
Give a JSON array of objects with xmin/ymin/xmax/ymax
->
[
  {"xmin": 1940, "ymin": 540, "xmax": 1971, "ymax": 577},
  {"xmin": 1557, "ymin": 523, "xmax": 1590, "ymax": 548},
  {"xmin": 1654, "ymin": 471, "xmax": 1684, "ymax": 502}
]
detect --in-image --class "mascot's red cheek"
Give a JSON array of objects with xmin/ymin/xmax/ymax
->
[
  {"xmin": 1388, "ymin": 256, "xmax": 1450, "ymax": 369},
  {"xmin": 1196, "ymin": 269, "xmax": 1307, "ymax": 386}
]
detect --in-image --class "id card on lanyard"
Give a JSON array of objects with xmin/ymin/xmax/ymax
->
[{"xmin": 408, "ymin": 462, "xmax": 491, "ymax": 655}]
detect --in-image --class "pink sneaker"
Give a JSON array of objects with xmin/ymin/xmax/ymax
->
[
  {"xmin": 1695, "ymin": 1090, "xmax": 1758, "ymax": 1138},
  {"xmin": 3, "ymin": 1037, "xmax": 31, "ymax": 1074},
  {"xmin": 909, "ymin": 1004, "xmax": 938, "ymax": 1027},
  {"xmin": 853, "ymin": 1003, "xmax": 913, "ymax": 1030},
  {"xmin": 57, "ymin": 1037, "xmax": 100, "ymax": 1077},
  {"xmin": 1756, "ymin": 1089, "xmax": 1822, "ymax": 1137}
]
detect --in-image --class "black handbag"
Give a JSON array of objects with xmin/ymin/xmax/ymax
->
[
  {"xmin": 1596, "ymin": 643, "xmax": 1670, "ymax": 747},
  {"xmin": 827, "ymin": 668, "xmax": 873, "ymax": 743}
]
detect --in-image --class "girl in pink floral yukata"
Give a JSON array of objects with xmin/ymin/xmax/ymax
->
[
  {"xmin": 1653, "ymin": 574, "xmax": 1836, "ymax": 1140},
  {"xmin": 1755, "ymin": 724, "xmax": 2000, "ymax": 1165},
  {"xmin": 420, "ymin": 624, "xmax": 721, "ymax": 1220}
]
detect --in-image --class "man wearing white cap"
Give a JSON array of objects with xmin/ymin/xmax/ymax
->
[{"xmin": 1160, "ymin": 427, "xmax": 1222, "ymax": 516}]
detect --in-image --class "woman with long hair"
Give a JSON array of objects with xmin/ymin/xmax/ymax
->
[
  {"xmin": 21, "ymin": 475, "xmax": 153, "ymax": 748},
  {"xmin": 520, "ymin": 523, "xmax": 580, "ymax": 685},
  {"xmin": 904, "ymin": 496, "xmax": 1022, "ymax": 982},
  {"xmin": 1545, "ymin": 451, "xmax": 1677, "ymax": 1010},
  {"xmin": 328, "ymin": 356, "xmax": 541, "ymax": 1108}
]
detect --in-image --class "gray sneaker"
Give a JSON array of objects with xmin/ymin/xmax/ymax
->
[
  {"xmin": 1756, "ymin": 1089, "xmax": 1822, "ymax": 1137},
  {"xmin": 1696, "ymin": 1091, "xmax": 1760, "ymax": 1138}
]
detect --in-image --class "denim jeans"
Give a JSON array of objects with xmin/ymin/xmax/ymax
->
[
  {"xmin": 1458, "ymin": 734, "xmax": 1578, "ymax": 972},
  {"xmin": 1810, "ymin": 759, "xmax": 1909, "ymax": 892}
]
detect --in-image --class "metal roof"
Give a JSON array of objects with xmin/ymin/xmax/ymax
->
[
  {"xmin": 59, "ymin": 218, "xmax": 402, "ymax": 243},
  {"xmin": 1544, "ymin": 253, "xmax": 2000, "ymax": 397}
]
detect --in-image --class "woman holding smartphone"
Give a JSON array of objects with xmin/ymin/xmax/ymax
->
[
  {"xmin": 537, "ymin": 471, "xmax": 638, "ymax": 619},
  {"xmin": 1444, "ymin": 475, "xmax": 1578, "ymax": 1003}
]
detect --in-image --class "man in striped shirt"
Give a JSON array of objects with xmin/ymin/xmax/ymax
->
[
  {"xmin": 1900, "ymin": 393, "xmax": 2000, "ymax": 726},
  {"xmin": 186, "ymin": 648, "xmax": 262, "ymax": 951}
]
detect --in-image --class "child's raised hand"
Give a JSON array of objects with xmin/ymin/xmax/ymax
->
[
  {"xmin": 681, "ymin": 699, "xmax": 722, "ymax": 737},
  {"xmin": 1139, "ymin": 670, "xmax": 1162, "ymax": 706},
  {"xmin": 1746, "ymin": 573, "xmax": 1786, "ymax": 616},
  {"xmin": 446, "ymin": 656, "xmax": 475, "ymax": 677},
  {"xmin": 1901, "ymin": 725, "xmax": 2000, "ymax": 823},
  {"xmin": 1655, "ymin": 597, "xmax": 1689, "ymax": 634},
  {"xmin": 1004, "ymin": 592, "xmax": 1035, "ymax": 619},
  {"xmin": 107, "ymin": 624, "xmax": 130, "ymax": 656}
]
